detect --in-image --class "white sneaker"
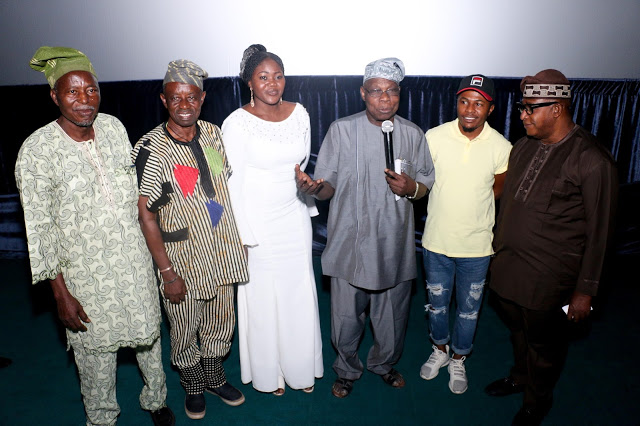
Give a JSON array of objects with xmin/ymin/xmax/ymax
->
[
  {"xmin": 419, "ymin": 345, "xmax": 450, "ymax": 380},
  {"xmin": 448, "ymin": 356, "xmax": 468, "ymax": 394}
]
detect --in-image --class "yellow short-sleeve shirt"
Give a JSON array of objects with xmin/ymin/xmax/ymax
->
[{"xmin": 422, "ymin": 119, "xmax": 512, "ymax": 257}]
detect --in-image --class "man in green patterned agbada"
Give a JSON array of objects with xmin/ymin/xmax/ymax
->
[{"xmin": 15, "ymin": 46, "xmax": 175, "ymax": 426}]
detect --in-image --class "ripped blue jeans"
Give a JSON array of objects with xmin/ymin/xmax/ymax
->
[{"xmin": 423, "ymin": 249, "xmax": 490, "ymax": 356}]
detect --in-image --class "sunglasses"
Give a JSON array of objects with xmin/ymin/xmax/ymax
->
[{"xmin": 515, "ymin": 101, "xmax": 558, "ymax": 115}]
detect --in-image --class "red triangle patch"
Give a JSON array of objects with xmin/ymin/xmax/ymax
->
[{"xmin": 174, "ymin": 164, "xmax": 199, "ymax": 198}]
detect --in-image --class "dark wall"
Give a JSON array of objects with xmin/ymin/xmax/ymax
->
[
  {"xmin": 1, "ymin": 76, "xmax": 639, "ymax": 257},
  {"xmin": 3, "ymin": 76, "xmax": 639, "ymax": 196}
]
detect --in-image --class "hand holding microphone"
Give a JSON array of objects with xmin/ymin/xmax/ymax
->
[
  {"xmin": 382, "ymin": 120, "xmax": 394, "ymax": 170},
  {"xmin": 381, "ymin": 120, "xmax": 419, "ymax": 199}
]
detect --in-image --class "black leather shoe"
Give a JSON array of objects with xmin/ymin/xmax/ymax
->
[
  {"xmin": 149, "ymin": 406, "xmax": 175, "ymax": 426},
  {"xmin": 485, "ymin": 377, "xmax": 525, "ymax": 396},
  {"xmin": 511, "ymin": 405, "xmax": 549, "ymax": 426}
]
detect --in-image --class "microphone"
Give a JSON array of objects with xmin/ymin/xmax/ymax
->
[{"xmin": 381, "ymin": 120, "xmax": 394, "ymax": 170}]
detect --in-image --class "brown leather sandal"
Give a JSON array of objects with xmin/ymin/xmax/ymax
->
[
  {"xmin": 381, "ymin": 368, "xmax": 405, "ymax": 388},
  {"xmin": 331, "ymin": 378, "xmax": 354, "ymax": 398}
]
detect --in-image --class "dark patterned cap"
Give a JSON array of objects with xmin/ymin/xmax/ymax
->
[
  {"xmin": 520, "ymin": 69, "xmax": 571, "ymax": 98},
  {"xmin": 163, "ymin": 59, "xmax": 208, "ymax": 90},
  {"xmin": 457, "ymin": 74, "xmax": 494, "ymax": 101}
]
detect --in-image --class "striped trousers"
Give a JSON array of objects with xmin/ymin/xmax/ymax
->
[{"xmin": 162, "ymin": 284, "xmax": 235, "ymax": 393}]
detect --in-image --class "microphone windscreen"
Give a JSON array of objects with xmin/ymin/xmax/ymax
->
[{"xmin": 381, "ymin": 120, "xmax": 394, "ymax": 133}]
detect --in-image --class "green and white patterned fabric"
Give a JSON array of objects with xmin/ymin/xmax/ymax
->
[{"xmin": 15, "ymin": 113, "xmax": 162, "ymax": 353}]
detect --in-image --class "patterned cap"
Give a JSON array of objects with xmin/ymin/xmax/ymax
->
[
  {"xmin": 520, "ymin": 69, "xmax": 571, "ymax": 98},
  {"xmin": 163, "ymin": 59, "xmax": 208, "ymax": 90},
  {"xmin": 363, "ymin": 57, "xmax": 405, "ymax": 84},
  {"xmin": 29, "ymin": 46, "xmax": 97, "ymax": 88}
]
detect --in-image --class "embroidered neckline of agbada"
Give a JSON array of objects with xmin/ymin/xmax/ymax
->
[{"xmin": 53, "ymin": 121, "xmax": 117, "ymax": 209}]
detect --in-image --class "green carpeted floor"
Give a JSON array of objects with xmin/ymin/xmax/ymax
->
[{"xmin": 0, "ymin": 255, "xmax": 637, "ymax": 425}]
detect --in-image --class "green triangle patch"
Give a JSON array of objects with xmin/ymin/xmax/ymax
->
[{"xmin": 203, "ymin": 147, "xmax": 224, "ymax": 176}]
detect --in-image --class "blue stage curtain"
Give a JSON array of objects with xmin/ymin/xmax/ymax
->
[{"xmin": 1, "ymin": 77, "xmax": 639, "ymax": 257}]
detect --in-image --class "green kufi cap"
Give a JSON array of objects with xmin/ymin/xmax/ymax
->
[{"xmin": 29, "ymin": 46, "xmax": 97, "ymax": 88}]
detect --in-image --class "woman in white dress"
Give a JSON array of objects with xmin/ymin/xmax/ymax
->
[{"xmin": 222, "ymin": 44, "xmax": 323, "ymax": 395}]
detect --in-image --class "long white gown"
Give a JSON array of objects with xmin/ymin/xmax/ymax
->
[{"xmin": 222, "ymin": 103, "xmax": 323, "ymax": 392}]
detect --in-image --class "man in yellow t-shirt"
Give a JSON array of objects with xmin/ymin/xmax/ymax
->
[{"xmin": 419, "ymin": 75, "xmax": 511, "ymax": 395}]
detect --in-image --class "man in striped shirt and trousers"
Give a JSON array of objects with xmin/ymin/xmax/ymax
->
[{"xmin": 133, "ymin": 60, "xmax": 249, "ymax": 420}]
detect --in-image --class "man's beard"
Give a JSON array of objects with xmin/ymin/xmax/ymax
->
[
  {"xmin": 460, "ymin": 123, "xmax": 480, "ymax": 134},
  {"xmin": 71, "ymin": 115, "xmax": 96, "ymax": 128},
  {"xmin": 73, "ymin": 119, "xmax": 95, "ymax": 127},
  {"xmin": 71, "ymin": 106, "xmax": 97, "ymax": 127}
]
